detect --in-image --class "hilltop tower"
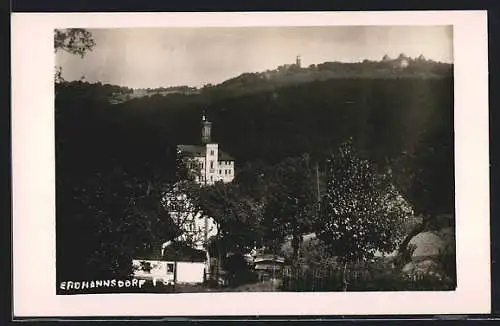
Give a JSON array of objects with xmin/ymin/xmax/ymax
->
[{"xmin": 296, "ymin": 55, "xmax": 302, "ymax": 68}]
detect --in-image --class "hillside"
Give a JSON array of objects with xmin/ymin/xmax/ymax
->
[
  {"xmin": 55, "ymin": 65, "xmax": 454, "ymax": 283},
  {"xmin": 56, "ymin": 71, "xmax": 453, "ymax": 215},
  {"xmin": 104, "ymin": 57, "xmax": 452, "ymax": 104},
  {"xmin": 206, "ymin": 56, "xmax": 451, "ymax": 100}
]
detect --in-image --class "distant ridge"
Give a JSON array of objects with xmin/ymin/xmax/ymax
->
[
  {"xmin": 59, "ymin": 56, "xmax": 452, "ymax": 104},
  {"xmin": 202, "ymin": 56, "xmax": 452, "ymax": 99}
]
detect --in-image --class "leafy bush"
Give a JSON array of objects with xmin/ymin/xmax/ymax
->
[{"xmin": 223, "ymin": 254, "xmax": 258, "ymax": 287}]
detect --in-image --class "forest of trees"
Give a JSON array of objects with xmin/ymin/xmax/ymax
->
[
  {"xmin": 55, "ymin": 74, "xmax": 454, "ymax": 284},
  {"xmin": 54, "ymin": 29, "xmax": 454, "ymax": 287}
]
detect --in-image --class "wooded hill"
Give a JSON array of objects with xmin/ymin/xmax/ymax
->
[
  {"xmin": 55, "ymin": 62, "xmax": 454, "ymax": 281},
  {"xmin": 56, "ymin": 61, "xmax": 454, "ymax": 214}
]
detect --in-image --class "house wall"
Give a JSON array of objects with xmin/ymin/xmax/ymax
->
[
  {"xmin": 132, "ymin": 259, "xmax": 175, "ymax": 284},
  {"xmin": 132, "ymin": 260, "xmax": 205, "ymax": 284},
  {"xmin": 191, "ymin": 150, "xmax": 234, "ymax": 185},
  {"xmin": 204, "ymin": 143, "xmax": 218, "ymax": 184},
  {"xmin": 176, "ymin": 262, "xmax": 206, "ymax": 284},
  {"xmin": 217, "ymin": 160, "xmax": 235, "ymax": 183}
]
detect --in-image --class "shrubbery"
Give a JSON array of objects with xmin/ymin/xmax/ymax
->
[{"xmin": 280, "ymin": 261, "xmax": 455, "ymax": 292}]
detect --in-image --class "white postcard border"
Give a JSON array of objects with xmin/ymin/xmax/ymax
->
[{"xmin": 11, "ymin": 11, "xmax": 490, "ymax": 317}]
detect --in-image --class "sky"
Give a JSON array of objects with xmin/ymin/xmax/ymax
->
[{"xmin": 55, "ymin": 26, "xmax": 453, "ymax": 89}]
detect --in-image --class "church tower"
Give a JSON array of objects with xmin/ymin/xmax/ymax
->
[{"xmin": 201, "ymin": 114, "xmax": 212, "ymax": 144}]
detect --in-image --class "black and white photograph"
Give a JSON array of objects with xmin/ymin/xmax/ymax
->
[
  {"xmin": 12, "ymin": 11, "xmax": 490, "ymax": 317},
  {"xmin": 54, "ymin": 24, "xmax": 456, "ymax": 294}
]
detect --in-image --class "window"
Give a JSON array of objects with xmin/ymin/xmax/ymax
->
[
  {"xmin": 228, "ymin": 170, "xmax": 231, "ymax": 175},
  {"xmin": 210, "ymin": 150, "xmax": 214, "ymax": 156},
  {"xmin": 210, "ymin": 161, "xmax": 214, "ymax": 169},
  {"xmin": 224, "ymin": 170, "xmax": 227, "ymax": 175},
  {"xmin": 219, "ymin": 170, "xmax": 222, "ymax": 175},
  {"xmin": 201, "ymin": 162, "xmax": 204, "ymax": 168},
  {"xmin": 210, "ymin": 176, "xmax": 213, "ymax": 182},
  {"xmin": 166, "ymin": 263, "xmax": 174, "ymax": 274}
]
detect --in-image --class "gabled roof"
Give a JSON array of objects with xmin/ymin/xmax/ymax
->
[
  {"xmin": 177, "ymin": 144, "xmax": 235, "ymax": 161},
  {"xmin": 177, "ymin": 145, "xmax": 205, "ymax": 157}
]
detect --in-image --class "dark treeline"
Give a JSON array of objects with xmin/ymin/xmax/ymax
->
[
  {"xmin": 55, "ymin": 74, "xmax": 454, "ymax": 282},
  {"xmin": 57, "ymin": 75, "xmax": 454, "ymax": 212}
]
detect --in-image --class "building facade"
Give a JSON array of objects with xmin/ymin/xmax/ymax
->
[
  {"xmin": 177, "ymin": 115, "xmax": 235, "ymax": 185},
  {"xmin": 164, "ymin": 115, "xmax": 236, "ymax": 254}
]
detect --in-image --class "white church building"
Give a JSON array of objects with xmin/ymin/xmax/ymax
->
[
  {"xmin": 164, "ymin": 115, "xmax": 236, "ymax": 251},
  {"xmin": 177, "ymin": 115, "xmax": 235, "ymax": 185}
]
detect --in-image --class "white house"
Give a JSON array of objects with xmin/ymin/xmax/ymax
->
[{"xmin": 132, "ymin": 258, "xmax": 206, "ymax": 285}]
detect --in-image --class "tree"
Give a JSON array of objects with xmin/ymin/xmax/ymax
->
[
  {"xmin": 315, "ymin": 140, "xmax": 407, "ymax": 290},
  {"xmin": 189, "ymin": 181, "xmax": 264, "ymax": 282},
  {"xmin": 54, "ymin": 28, "xmax": 96, "ymax": 83},
  {"xmin": 390, "ymin": 125, "xmax": 454, "ymax": 218},
  {"xmin": 263, "ymin": 154, "xmax": 317, "ymax": 263},
  {"xmin": 161, "ymin": 180, "xmax": 207, "ymax": 250},
  {"xmin": 55, "ymin": 137, "xmax": 185, "ymax": 283},
  {"xmin": 54, "ymin": 28, "xmax": 96, "ymax": 57},
  {"xmin": 56, "ymin": 166, "xmax": 179, "ymax": 282},
  {"xmin": 194, "ymin": 182, "xmax": 264, "ymax": 255}
]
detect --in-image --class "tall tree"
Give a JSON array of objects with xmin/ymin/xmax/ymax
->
[
  {"xmin": 56, "ymin": 165, "xmax": 179, "ymax": 282},
  {"xmin": 161, "ymin": 180, "xmax": 206, "ymax": 250},
  {"xmin": 193, "ymin": 181, "xmax": 264, "ymax": 256},
  {"xmin": 264, "ymin": 154, "xmax": 317, "ymax": 262},
  {"xmin": 54, "ymin": 28, "xmax": 96, "ymax": 83},
  {"xmin": 315, "ymin": 140, "xmax": 407, "ymax": 290}
]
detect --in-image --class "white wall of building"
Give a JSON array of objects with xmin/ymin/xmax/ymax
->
[
  {"xmin": 176, "ymin": 262, "xmax": 205, "ymax": 284},
  {"xmin": 204, "ymin": 143, "xmax": 218, "ymax": 184},
  {"xmin": 193, "ymin": 147, "xmax": 234, "ymax": 185},
  {"xmin": 217, "ymin": 160, "xmax": 235, "ymax": 183},
  {"xmin": 132, "ymin": 259, "xmax": 175, "ymax": 284},
  {"xmin": 132, "ymin": 260, "xmax": 205, "ymax": 284}
]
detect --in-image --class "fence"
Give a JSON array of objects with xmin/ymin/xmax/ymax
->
[{"xmin": 278, "ymin": 262, "xmax": 455, "ymax": 291}]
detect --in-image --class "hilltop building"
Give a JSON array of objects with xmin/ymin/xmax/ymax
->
[
  {"xmin": 177, "ymin": 115, "xmax": 235, "ymax": 185},
  {"xmin": 382, "ymin": 54, "xmax": 392, "ymax": 62},
  {"xmin": 277, "ymin": 55, "xmax": 303, "ymax": 72},
  {"xmin": 416, "ymin": 54, "xmax": 427, "ymax": 62},
  {"xmin": 295, "ymin": 55, "xmax": 302, "ymax": 68},
  {"xmin": 381, "ymin": 53, "xmax": 410, "ymax": 69},
  {"xmin": 397, "ymin": 53, "xmax": 410, "ymax": 68}
]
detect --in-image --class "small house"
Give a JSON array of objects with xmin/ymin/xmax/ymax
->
[
  {"xmin": 132, "ymin": 244, "xmax": 207, "ymax": 286},
  {"xmin": 132, "ymin": 258, "xmax": 206, "ymax": 286},
  {"xmin": 253, "ymin": 254, "xmax": 286, "ymax": 281}
]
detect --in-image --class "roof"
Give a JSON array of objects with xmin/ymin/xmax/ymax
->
[
  {"xmin": 177, "ymin": 145, "xmax": 205, "ymax": 157},
  {"xmin": 254, "ymin": 255, "xmax": 285, "ymax": 264},
  {"xmin": 177, "ymin": 144, "xmax": 235, "ymax": 161},
  {"xmin": 134, "ymin": 244, "xmax": 206, "ymax": 263}
]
